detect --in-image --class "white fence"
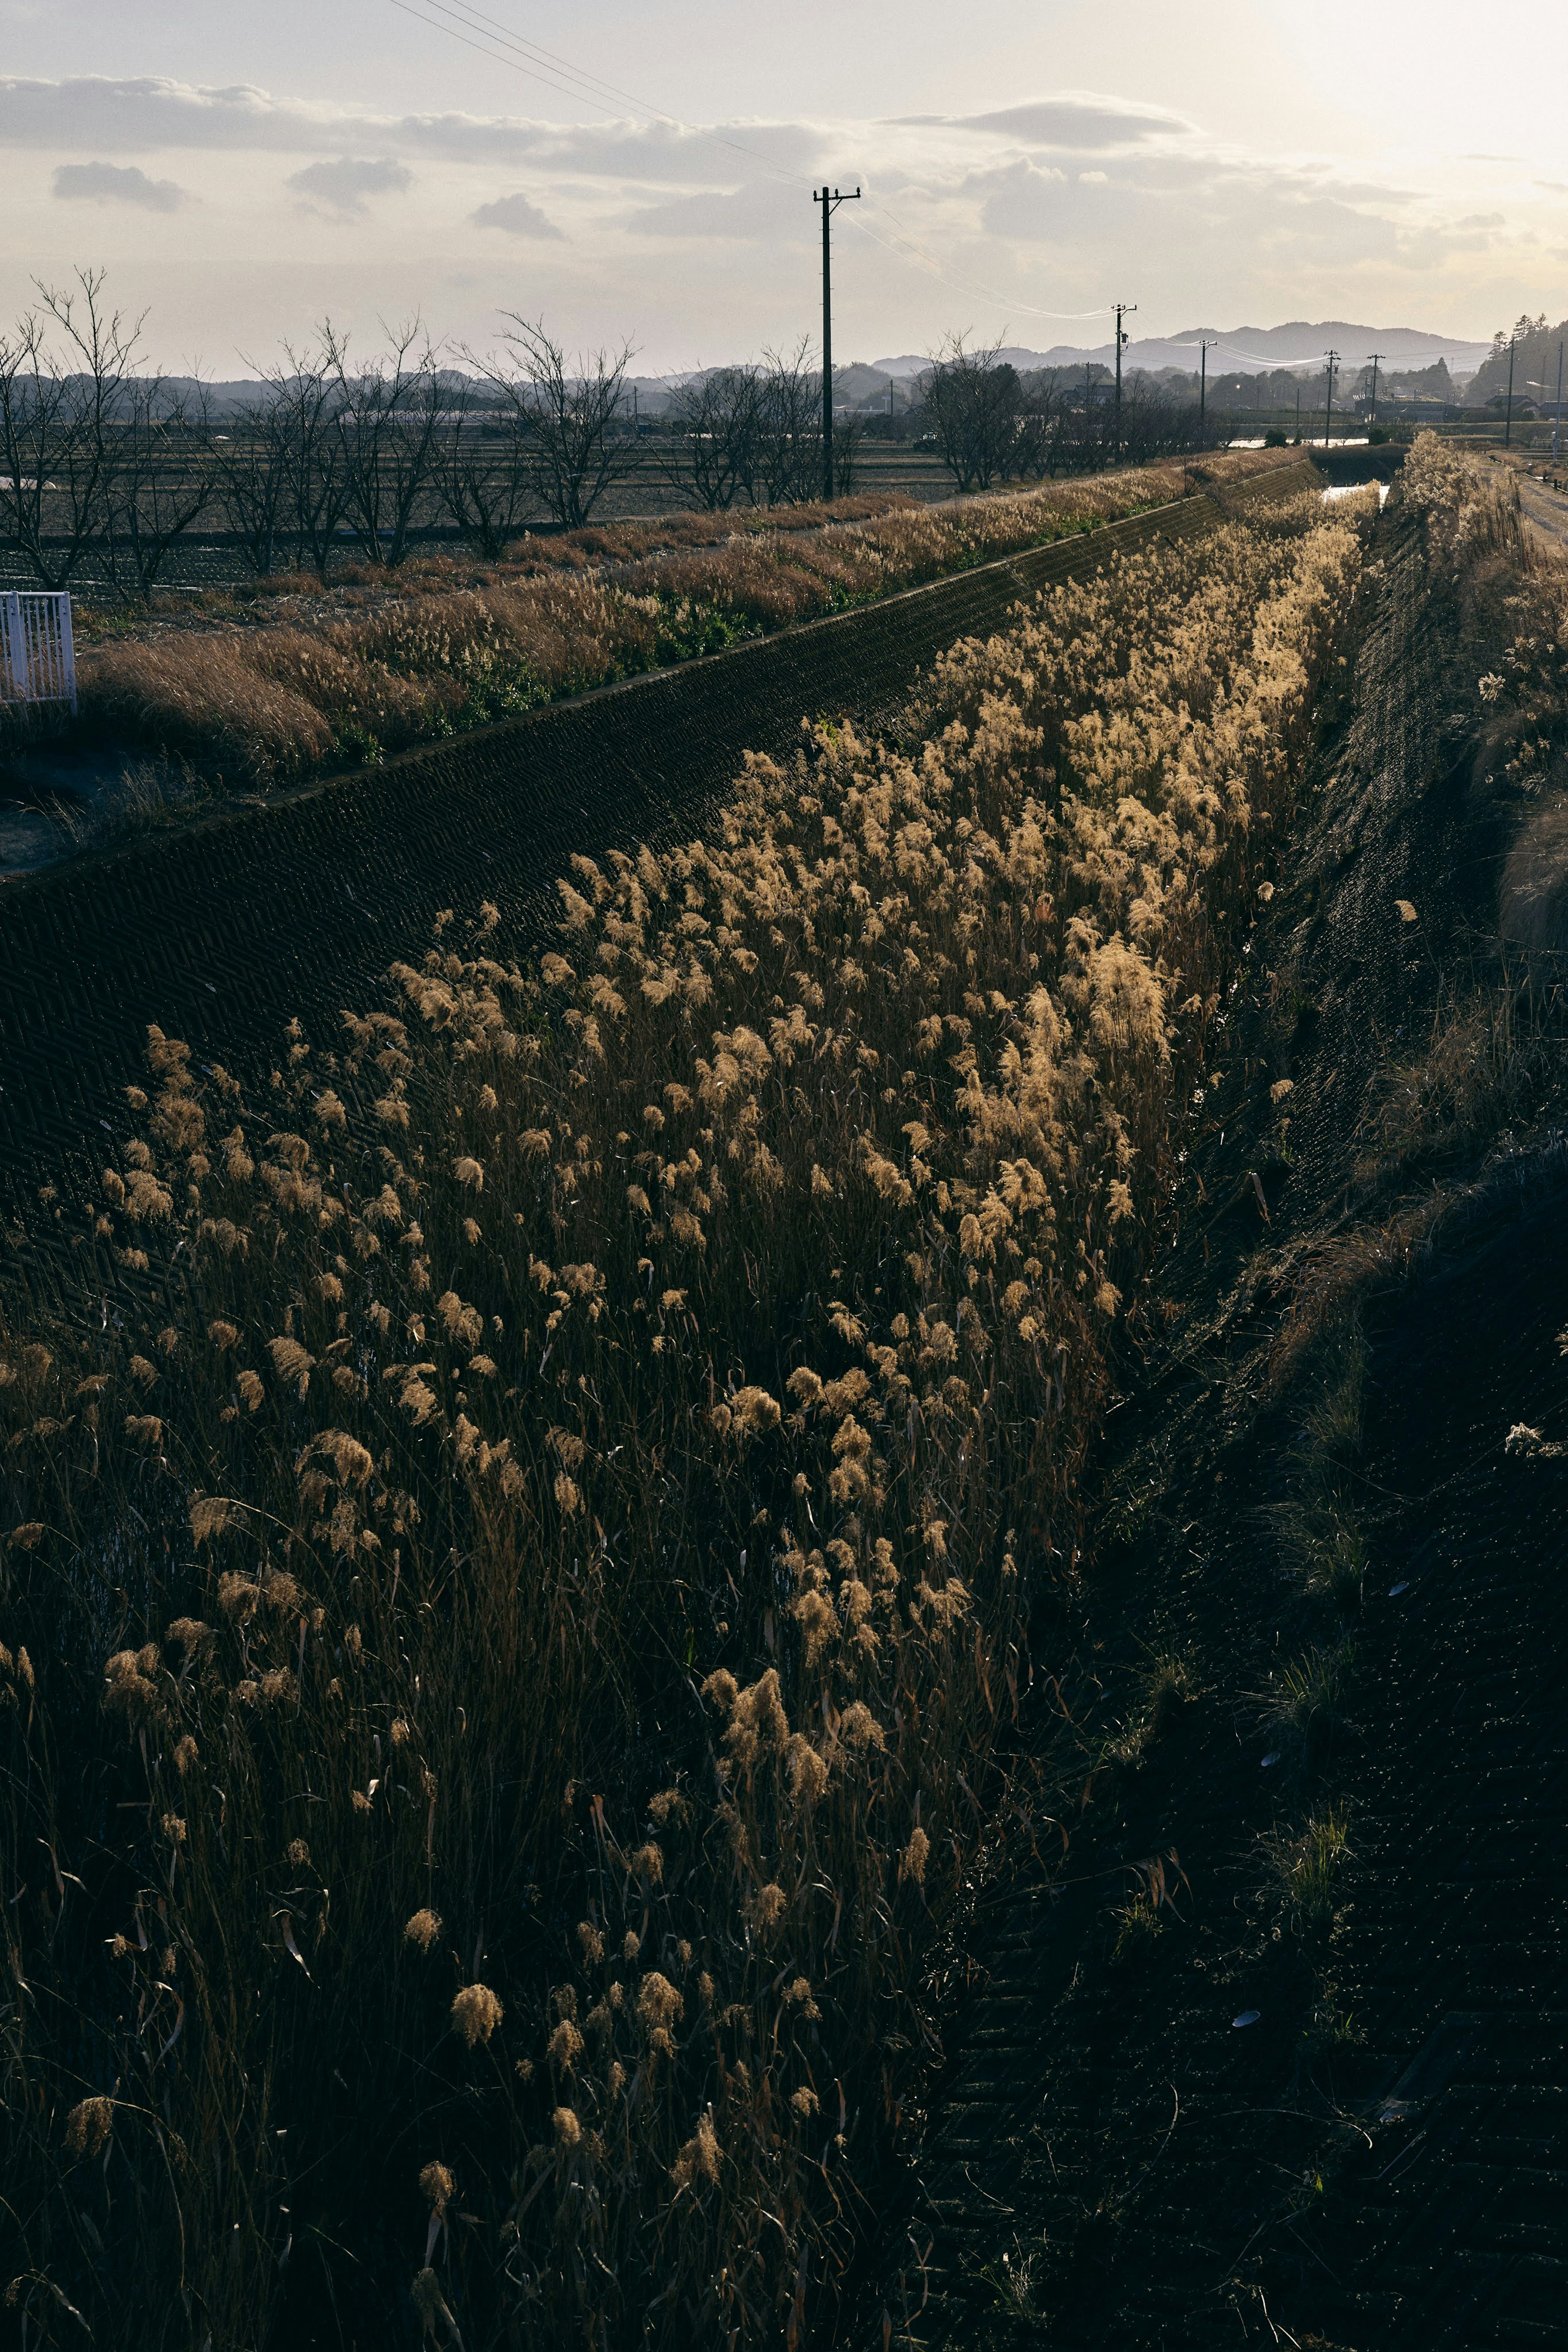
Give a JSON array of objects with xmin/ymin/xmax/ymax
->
[{"xmin": 0, "ymin": 590, "xmax": 77, "ymax": 714}]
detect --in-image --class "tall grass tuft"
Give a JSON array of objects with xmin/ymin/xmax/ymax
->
[{"xmin": 2, "ymin": 498, "xmax": 1364, "ymax": 2345}]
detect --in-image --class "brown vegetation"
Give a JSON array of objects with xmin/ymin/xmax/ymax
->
[
  {"xmin": 1, "ymin": 489, "xmax": 1363, "ymax": 2345},
  {"xmin": 73, "ymin": 448, "xmax": 1295, "ymax": 790}
]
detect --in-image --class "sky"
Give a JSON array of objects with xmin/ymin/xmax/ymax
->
[{"xmin": 1, "ymin": 0, "xmax": 1565, "ymax": 375}]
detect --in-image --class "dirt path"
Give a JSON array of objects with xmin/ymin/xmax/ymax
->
[
  {"xmin": 858, "ymin": 503, "xmax": 1568, "ymax": 2350},
  {"xmin": 1517, "ymin": 470, "xmax": 1568, "ymax": 551}
]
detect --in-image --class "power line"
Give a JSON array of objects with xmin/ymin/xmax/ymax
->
[
  {"xmin": 850, "ymin": 198, "xmax": 1111, "ymax": 324},
  {"xmin": 411, "ymin": 0, "xmax": 1116, "ymax": 321},
  {"xmin": 384, "ymin": 0, "xmax": 639, "ymax": 120},
  {"xmin": 389, "ymin": 0, "xmax": 803, "ymax": 185},
  {"xmin": 382, "ymin": 0, "xmax": 1114, "ymax": 334}
]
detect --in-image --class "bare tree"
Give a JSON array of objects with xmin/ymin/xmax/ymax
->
[
  {"xmin": 662, "ymin": 348, "xmax": 831, "ymax": 511},
  {"xmin": 832, "ymin": 414, "xmax": 865, "ymax": 497},
  {"xmin": 472, "ymin": 320, "xmax": 639, "ymax": 529},
  {"xmin": 210, "ymin": 386, "xmax": 296, "ymax": 577},
  {"xmin": 104, "ymin": 373, "xmax": 215, "ymax": 602},
  {"xmin": 752, "ymin": 341, "xmax": 822, "ymax": 506},
  {"xmin": 273, "ymin": 346, "xmax": 351, "ymax": 576},
  {"xmin": 0, "ymin": 267, "xmax": 140, "ymax": 589},
  {"xmin": 436, "ymin": 377, "xmax": 535, "ymax": 557},
  {"xmin": 924, "ymin": 333, "xmax": 1023, "ymax": 493},
  {"xmin": 1009, "ymin": 380, "xmax": 1065, "ymax": 480},
  {"xmin": 324, "ymin": 319, "xmax": 445, "ymax": 567},
  {"xmin": 662, "ymin": 366, "xmax": 762, "ymax": 511},
  {"xmin": 211, "ymin": 341, "xmax": 350, "ymax": 578}
]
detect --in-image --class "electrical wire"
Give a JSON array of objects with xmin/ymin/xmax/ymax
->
[
  {"xmin": 390, "ymin": 0, "xmax": 1481, "ymax": 367},
  {"xmin": 1165, "ymin": 336, "xmax": 1462, "ymax": 375},
  {"xmin": 383, "ymin": 0, "xmax": 1114, "ymax": 331},
  {"xmin": 387, "ymin": 0, "xmax": 811, "ymax": 185}
]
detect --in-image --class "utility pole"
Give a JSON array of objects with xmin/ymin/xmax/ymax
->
[
  {"xmin": 1113, "ymin": 301, "xmax": 1136, "ymax": 462},
  {"xmin": 1505, "ymin": 332, "xmax": 1517, "ymax": 448},
  {"xmin": 1555, "ymin": 339, "xmax": 1563, "ymax": 466},
  {"xmin": 814, "ymin": 184, "xmax": 860, "ymax": 500},
  {"xmin": 1199, "ymin": 336, "xmax": 1216, "ymax": 439},
  {"xmin": 1323, "ymin": 348, "xmax": 1339, "ymax": 449},
  {"xmin": 1295, "ymin": 382, "xmax": 1301, "ymax": 442},
  {"xmin": 1366, "ymin": 352, "xmax": 1384, "ymax": 427}
]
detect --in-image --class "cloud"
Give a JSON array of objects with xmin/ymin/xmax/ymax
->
[
  {"xmin": 287, "ymin": 156, "xmax": 412, "ymax": 218},
  {"xmin": 470, "ymin": 191, "xmax": 565, "ymax": 239},
  {"xmin": 970, "ymin": 152, "xmax": 1405, "ymax": 281},
  {"xmin": 627, "ymin": 180, "xmax": 811, "ymax": 241},
  {"xmin": 2, "ymin": 74, "xmax": 323, "ymax": 152},
  {"xmin": 1396, "ymin": 215, "xmax": 1506, "ymax": 270},
  {"xmin": 0, "ymin": 75, "xmax": 819, "ymax": 187},
  {"xmin": 52, "ymin": 159, "xmax": 185, "ymax": 210},
  {"xmin": 933, "ymin": 94, "xmax": 1193, "ymax": 150},
  {"xmin": 0, "ymin": 67, "xmax": 1547, "ymax": 365}
]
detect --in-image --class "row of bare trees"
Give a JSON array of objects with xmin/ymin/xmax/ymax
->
[
  {"xmin": 0, "ymin": 272, "xmax": 212, "ymax": 599},
  {"xmin": 655, "ymin": 331, "xmax": 1215, "ymax": 513},
  {"xmin": 0, "ymin": 276, "xmax": 1221, "ymax": 599},
  {"xmin": 0, "ymin": 270, "xmax": 642, "ymax": 595},
  {"xmin": 920, "ymin": 332, "xmax": 1211, "ymax": 490},
  {"xmin": 660, "ymin": 341, "xmax": 857, "ymax": 509}
]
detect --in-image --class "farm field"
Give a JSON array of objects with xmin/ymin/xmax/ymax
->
[{"xmin": 4, "ymin": 437, "xmax": 1566, "ymax": 2352}]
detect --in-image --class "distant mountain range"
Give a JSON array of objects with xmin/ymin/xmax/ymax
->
[
  {"xmin": 870, "ymin": 321, "xmax": 1494, "ymax": 382},
  {"xmin": 138, "ymin": 320, "xmax": 1496, "ymax": 422}
]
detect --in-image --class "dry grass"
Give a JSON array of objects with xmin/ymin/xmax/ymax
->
[
  {"xmin": 75, "ymin": 449, "xmax": 1296, "ymax": 790},
  {"xmin": 1264, "ymin": 1806, "xmax": 1350, "ymax": 1940},
  {"xmin": 1, "ymin": 496, "xmax": 1363, "ymax": 2346}
]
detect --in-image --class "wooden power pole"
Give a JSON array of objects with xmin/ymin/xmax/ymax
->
[
  {"xmin": 814, "ymin": 185, "xmax": 860, "ymax": 500},
  {"xmin": 1366, "ymin": 352, "xmax": 1384, "ymax": 426},
  {"xmin": 1113, "ymin": 301, "xmax": 1136, "ymax": 461}
]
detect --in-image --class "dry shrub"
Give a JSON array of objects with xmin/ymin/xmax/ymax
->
[
  {"xmin": 0, "ymin": 497, "xmax": 1362, "ymax": 2346},
  {"xmin": 80, "ymin": 634, "xmax": 336, "ymax": 787},
  {"xmin": 1400, "ymin": 430, "xmax": 1522, "ymax": 571},
  {"xmin": 1352, "ymin": 980, "xmax": 1562, "ymax": 1200}
]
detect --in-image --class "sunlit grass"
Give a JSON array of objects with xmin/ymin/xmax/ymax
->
[{"xmin": 2, "ymin": 494, "xmax": 1363, "ymax": 2344}]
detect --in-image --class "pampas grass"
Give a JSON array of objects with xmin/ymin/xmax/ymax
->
[{"xmin": 1, "ymin": 493, "xmax": 1363, "ymax": 2348}]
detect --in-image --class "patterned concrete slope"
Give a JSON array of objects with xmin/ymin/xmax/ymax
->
[{"xmin": 0, "ymin": 464, "xmax": 1313, "ymax": 1212}]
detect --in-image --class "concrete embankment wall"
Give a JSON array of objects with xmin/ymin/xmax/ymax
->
[{"xmin": 0, "ymin": 459, "xmax": 1314, "ymax": 1207}]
